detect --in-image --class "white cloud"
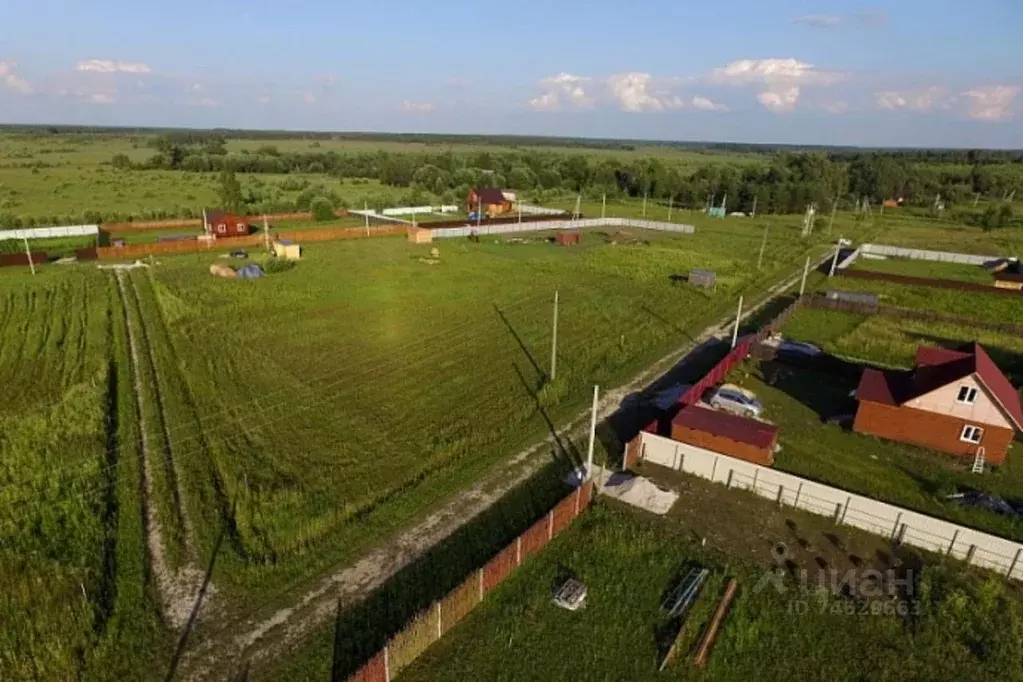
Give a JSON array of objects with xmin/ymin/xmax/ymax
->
[
  {"xmin": 303, "ymin": 93, "xmax": 316, "ymax": 105},
  {"xmin": 790, "ymin": 14, "xmax": 842, "ymax": 28},
  {"xmin": 89, "ymin": 93, "xmax": 114, "ymax": 104},
  {"xmin": 709, "ymin": 58, "xmax": 841, "ymax": 113},
  {"xmin": 874, "ymin": 86, "xmax": 948, "ymax": 111},
  {"xmin": 607, "ymin": 72, "xmax": 687, "ymax": 112},
  {"xmin": 75, "ymin": 59, "xmax": 151, "ymax": 74},
  {"xmin": 0, "ymin": 61, "xmax": 32, "ymax": 93},
  {"xmin": 961, "ymin": 85, "xmax": 1019, "ymax": 121},
  {"xmin": 257, "ymin": 95, "xmax": 271, "ymax": 105},
  {"xmin": 195, "ymin": 97, "xmax": 219, "ymax": 108},
  {"xmin": 757, "ymin": 87, "xmax": 801, "ymax": 113},
  {"xmin": 526, "ymin": 72, "xmax": 593, "ymax": 110},
  {"xmin": 691, "ymin": 95, "xmax": 729, "ymax": 112},
  {"xmin": 400, "ymin": 100, "xmax": 435, "ymax": 113}
]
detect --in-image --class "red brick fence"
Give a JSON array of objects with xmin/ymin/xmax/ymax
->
[{"xmin": 348, "ymin": 480, "xmax": 595, "ymax": 682}]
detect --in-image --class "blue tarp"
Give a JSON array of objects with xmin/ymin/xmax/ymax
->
[{"xmin": 236, "ymin": 264, "xmax": 265, "ymax": 279}]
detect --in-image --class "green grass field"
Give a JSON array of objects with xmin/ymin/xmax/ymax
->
[
  {"xmin": 342, "ymin": 503, "xmax": 1023, "ymax": 682},
  {"xmin": 851, "ymin": 257, "xmax": 995, "ymax": 284}
]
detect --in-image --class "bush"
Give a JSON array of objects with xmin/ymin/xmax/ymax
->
[
  {"xmin": 263, "ymin": 257, "xmax": 297, "ymax": 274},
  {"xmin": 310, "ymin": 197, "xmax": 335, "ymax": 221}
]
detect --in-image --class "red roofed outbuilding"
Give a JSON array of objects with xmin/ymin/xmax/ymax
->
[
  {"xmin": 854, "ymin": 343, "xmax": 1022, "ymax": 465},
  {"xmin": 671, "ymin": 405, "xmax": 779, "ymax": 467}
]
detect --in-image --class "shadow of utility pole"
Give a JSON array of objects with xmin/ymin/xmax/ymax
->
[
  {"xmin": 494, "ymin": 304, "xmax": 546, "ymax": 383},
  {"xmin": 512, "ymin": 362, "xmax": 583, "ymax": 470}
]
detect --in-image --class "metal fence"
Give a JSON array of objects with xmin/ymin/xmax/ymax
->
[
  {"xmin": 860, "ymin": 243, "xmax": 1002, "ymax": 266},
  {"xmin": 430, "ymin": 217, "xmax": 696, "ymax": 239},
  {"xmin": 804, "ymin": 293, "xmax": 1023, "ymax": 335},
  {"xmin": 636, "ymin": 431, "xmax": 1023, "ymax": 581},
  {"xmin": 346, "ymin": 480, "xmax": 595, "ymax": 682}
]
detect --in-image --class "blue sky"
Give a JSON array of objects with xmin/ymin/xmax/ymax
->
[{"xmin": 0, "ymin": 0, "xmax": 1021, "ymax": 147}]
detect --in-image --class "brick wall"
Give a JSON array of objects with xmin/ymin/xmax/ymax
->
[{"xmin": 670, "ymin": 424, "xmax": 775, "ymax": 467}]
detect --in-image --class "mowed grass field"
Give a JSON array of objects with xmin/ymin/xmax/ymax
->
[
  {"xmin": 302, "ymin": 502, "xmax": 1023, "ymax": 682},
  {"xmin": 850, "ymin": 257, "xmax": 996, "ymax": 284}
]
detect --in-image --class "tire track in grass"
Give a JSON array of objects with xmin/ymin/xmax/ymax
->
[{"xmin": 114, "ymin": 270, "xmax": 213, "ymax": 631}]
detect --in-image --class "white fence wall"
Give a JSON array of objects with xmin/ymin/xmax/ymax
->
[
  {"xmin": 0, "ymin": 224, "xmax": 99, "ymax": 241},
  {"xmin": 517, "ymin": 204, "xmax": 566, "ymax": 216},
  {"xmin": 431, "ymin": 217, "xmax": 696, "ymax": 239},
  {"xmin": 348, "ymin": 210, "xmax": 412, "ymax": 225},
  {"xmin": 638, "ymin": 431, "xmax": 1023, "ymax": 580},
  {"xmin": 861, "ymin": 243, "xmax": 1002, "ymax": 266}
]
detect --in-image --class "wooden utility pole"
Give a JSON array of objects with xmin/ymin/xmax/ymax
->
[
  {"xmin": 642, "ymin": 192, "xmax": 648, "ymax": 217},
  {"xmin": 829, "ymin": 237, "xmax": 843, "ymax": 277},
  {"xmin": 756, "ymin": 224, "xmax": 769, "ymax": 270},
  {"xmin": 667, "ymin": 195, "xmax": 674, "ymax": 222},
  {"xmin": 263, "ymin": 215, "xmax": 270, "ymax": 251},
  {"xmin": 364, "ymin": 201, "xmax": 370, "ymax": 236},
  {"xmin": 550, "ymin": 290, "xmax": 559, "ymax": 381},
  {"xmin": 799, "ymin": 256, "xmax": 811, "ymax": 297},
  {"xmin": 601, "ymin": 193, "xmax": 606, "ymax": 219},
  {"xmin": 585, "ymin": 385, "xmax": 599, "ymax": 478},
  {"xmin": 23, "ymin": 236, "xmax": 35, "ymax": 275},
  {"xmin": 731, "ymin": 296, "xmax": 743, "ymax": 349}
]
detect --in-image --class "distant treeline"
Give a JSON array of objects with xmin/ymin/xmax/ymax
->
[{"xmin": 112, "ymin": 133, "xmax": 1023, "ymax": 218}]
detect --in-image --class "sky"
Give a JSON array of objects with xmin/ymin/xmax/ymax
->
[{"xmin": 0, "ymin": 0, "xmax": 1021, "ymax": 148}]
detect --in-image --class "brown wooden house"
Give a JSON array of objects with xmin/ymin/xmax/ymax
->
[
  {"xmin": 203, "ymin": 210, "xmax": 249, "ymax": 238},
  {"xmin": 853, "ymin": 343, "xmax": 1023, "ymax": 465},
  {"xmin": 466, "ymin": 188, "xmax": 513, "ymax": 216}
]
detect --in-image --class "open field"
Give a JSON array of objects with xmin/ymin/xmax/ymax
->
[
  {"xmin": 311, "ymin": 501, "xmax": 1023, "ymax": 682},
  {"xmin": 850, "ymin": 257, "xmax": 996, "ymax": 284},
  {"xmin": 0, "ymin": 214, "xmax": 825, "ymax": 677}
]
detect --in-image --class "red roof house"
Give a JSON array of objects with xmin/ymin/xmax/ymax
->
[
  {"xmin": 671, "ymin": 405, "xmax": 779, "ymax": 467},
  {"xmin": 466, "ymin": 188, "xmax": 513, "ymax": 216},
  {"xmin": 853, "ymin": 343, "xmax": 1022, "ymax": 465},
  {"xmin": 203, "ymin": 210, "xmax": 249, "ymax": 238}
]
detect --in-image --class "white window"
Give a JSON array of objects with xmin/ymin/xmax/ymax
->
[
  {"xmin": 956, "ymin": 386, "xmax": 978, "ymax": 404},
  {"xmin": 217, "ymin": 223, "xmax": 226, "ymax": 234},
  {"xmin": 960, "ymin": 425, "xmax": 983, "ymax": 444}
]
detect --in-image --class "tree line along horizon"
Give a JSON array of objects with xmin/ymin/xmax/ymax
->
[{"xmin": 1, "ymin": 129, "xmax": 1020, "ymax": 229}]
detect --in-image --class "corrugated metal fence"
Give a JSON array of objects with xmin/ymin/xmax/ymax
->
[
  {"xmin": 347, "ymin": 480, "xmax": 595, "ymax": 682},
  {"xmin": 636, "ymin": 430, "xmax": 1023, "ymax": 582}
]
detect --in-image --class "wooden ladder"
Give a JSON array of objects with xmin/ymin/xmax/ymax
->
[{"xmin": 972, "ymin": 447, "xmax": 986, "ymax": 474}]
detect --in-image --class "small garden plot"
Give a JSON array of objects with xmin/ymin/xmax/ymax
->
[
  {"xmin": 850, "ymin": 257, "xmax": 995, "ymax": 284},
  {"xmin": 391, "ymin": 503, "xmax": 1023, "ymax": 682},
  {"xmin": 721, "ymin": 361, "xmax": 1023, "ymax": 541}
]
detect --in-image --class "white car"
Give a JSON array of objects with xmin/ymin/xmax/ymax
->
[{"xmin": 708, "ymin": 387, "xmax": 764, "ymax": 418}]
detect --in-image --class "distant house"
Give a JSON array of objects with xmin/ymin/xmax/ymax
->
[
  {"xmin": 671, "ymin": 404, "xmax": 779, "ymax": 467},
  {"xmin": 203, "ymin": 210, "xmax": 249, "ymax": 238},
  {"xmin": 853, "ymin": 343, "xmax": 1023, "ymax": 465},
  {"xmin": 466, "ymin": 188, "xmax": 514, "ymax": 216}
]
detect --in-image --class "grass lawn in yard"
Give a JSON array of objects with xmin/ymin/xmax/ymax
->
[
  {"xmin": 850, "ymin": 256, "xmax": 996, "ymax": 284},
  {"xmin": 383, "ymin": 502, "xmax": 1023, "ymax": 682},
  {"xmin": 722, "ymin": 358, "xmax": 1023, "ymax": 541}
]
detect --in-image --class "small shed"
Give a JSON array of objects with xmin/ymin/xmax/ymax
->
[
  {"xmin": 994, "ymin": 272, "xmax": 1023, "ymax": 290},
  {"xmin": 825, "ymin": 289, "xmax": 879, "ymax": 307},
  {"xmin": 204, "ymin": 210, "xmax": 249, "ymax": 238},
  {"xmin": 555, "ymin": 231, "xmax": 580, "ymax": 246},
  {"xmin": 670, "ymin": 405, "xmax": 778, "ymax": 466},
  {"xmin": 273, "ymin": 239, "xmax": 302, "ymax": 260},
  {"xmin": 689, "ymin": 269, "xmax": 716, "ymax": 288},
  {"xmin": 408, "ymin": 228, "xmax": 433, "ymax": 244}
]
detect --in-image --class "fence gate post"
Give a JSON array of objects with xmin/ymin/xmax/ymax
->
[
  {"xmin": 478, "ymin": 568, "xmax": 484, "ymax": 603},
  {"xmin": 575, "ymin": 485, "xmax": 581, "ymax": 515},
  {"xmin": 793, "ymin": 482, "xmax": 803, "ymax": 508},
  {"xmin": 516, "ymin": 535, "xmax": 522, "ymax": 566},
  {"xmin": 547, "ymin": 510, "xmax": 554, "ymax": 541},
  {"xmin": 710, "ymin": 456, "xmax": 719, "ymax": 482},
  {"xmin": 1008, "ymin": 548, "xmax": 1022, "ymax": 579},
  {"xmin": 726, "ymin": 470, "xmax": 734, "ymax": 489},
  {"xmin": 776, "ymin": 485, "xmax": 785, "ymax": 506},
  {"xmin": 384, "ymin": 645, "xmax": 391, "ymax": 682},
  {"xmin": 752, "ymin": 469, "xmax": 760, "ymax": 493},
  {"xmin": 839, "ymin": 496, "xmax": 852, "ymax": 524},
  {"xmin": 436, "ymin": 602, "xmax": 442, "ymax": 639},
  {"xmin": 890, "ymin": 513, "xmax": 903, "ymax": 542}
]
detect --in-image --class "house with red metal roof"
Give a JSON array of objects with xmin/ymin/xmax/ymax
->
[{"xmin": 853, "ymin": 343, "xmax": 1023, "ymax": 465}]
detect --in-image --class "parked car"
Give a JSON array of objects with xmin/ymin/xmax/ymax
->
[
  {"xmin": 776, "ymin": 340, "xmax": 824, "ymax": 358},
  {"xmin": 708, "ymin": 386, "xmax": 764, "ymax": 418}
]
